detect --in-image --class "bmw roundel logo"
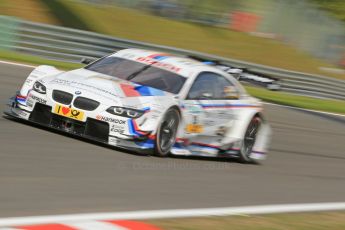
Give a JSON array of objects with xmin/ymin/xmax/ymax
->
[{"xmin": 75, "ymin": 91, "xmax": 82, "ymax": 95}]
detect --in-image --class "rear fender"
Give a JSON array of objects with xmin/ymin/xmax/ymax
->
[{"xmin": 220, "ymin": 109, "xmax": 266, "ymax": 146}]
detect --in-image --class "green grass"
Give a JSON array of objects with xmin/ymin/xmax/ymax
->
[
  {"xmin": 1, "ymin": 0, "xmax": 343, "ymax": 79},
  {"xmin": 49, "ymin": 0, "xmax": 345, "ymax": 80},
  {"xmin": 148, "ymin": 211, "xmax": 345, "ymax": 230},
  {"xmin": 311, "ymin": 0, "xmax": 345, "ymax": 22},
  {"xmin": 0, "ymin": 49, "xmax": 82, "ymax": 70},
  {"xmin": 39, "ymin": 0, "xmax": 91, "ymax": 31},
  {"xmin": 245, "ymin": 86, "xmax": 345, "ymax": 115},
  {"xmin": 0, "ymin": 0, "xmax": 60, "ymax": 25}
]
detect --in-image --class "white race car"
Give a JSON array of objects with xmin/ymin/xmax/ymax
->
[{"xmin": 5, "ymin": 49, "xmax": 271, "ymax": 163}]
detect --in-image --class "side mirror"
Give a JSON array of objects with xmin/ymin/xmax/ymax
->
[{"xmin": 81, "ymin": 57, "xmax": 95, "ymax": 65}]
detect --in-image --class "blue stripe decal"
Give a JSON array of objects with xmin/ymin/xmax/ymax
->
[
  {"xmin": 16, "ymin": 98, "xmax": 26, "ymax": 102},
  {"xmin": 142, "ymin": 107, "xmax": 151, "ymax": 112},
  {"xmin": 128, "ymin": 119, "xmax": 136, "ymax": 136},
  {"xmin": 173, "ymin": 143, "xmax": 185, "ymax": 149},
  {"xmin": 135, "ymin": 139, "xmax": 155, "ymax": 148},
  {"xmin": 128, "ymin": 119, "xmax": 147, "ymax": 137},
  {"xmin": 135, "ymin": 86, "xmax": 165, "ymax": 96}
]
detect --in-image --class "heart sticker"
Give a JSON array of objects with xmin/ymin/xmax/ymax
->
[{"xmin": 62, "ymin": 107, "xmax": 70, "ymax": 115}]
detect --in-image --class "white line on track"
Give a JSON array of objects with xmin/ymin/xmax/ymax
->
[
  {"xmin": 0, "ymin": 202, "xmax": 345, "ymax": 227},
  {"xmin": 263, "ymin": 102, "xmax": 345, "ymax": 118},
  {"xmin": 0, "ymin": 60, "xmax": 36, "ymax": 69}
]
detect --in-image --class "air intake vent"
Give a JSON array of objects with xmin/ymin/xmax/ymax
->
[
  {"xmin": 73, "ymin": 97, "xmax": 100, "ymax": 111},
  {"xmin": 52, "ymin": 90, "xmax": 73, "ymax": 105}
]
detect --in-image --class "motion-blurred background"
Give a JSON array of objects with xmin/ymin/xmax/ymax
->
[
  {"xmin": 0, "ymin": 0, "xmax": 344, "ymax": 76},
  {"xmin": 0, "ymin": 2, "xmax": 345, "ymax": 228}
]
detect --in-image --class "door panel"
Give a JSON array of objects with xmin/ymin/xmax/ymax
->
[{"xmin": 181, "ymin": 71, "xmax": 240, "ymax": 142}]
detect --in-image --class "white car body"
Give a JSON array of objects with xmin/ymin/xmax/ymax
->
[{"xmin": 5, "ymin": 49, "xmax": 271, "ymax": 162}]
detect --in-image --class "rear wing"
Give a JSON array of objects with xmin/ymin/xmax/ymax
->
[{"xmin": 187, "ymin": 55, "xmax": 281, "ymax": 90}]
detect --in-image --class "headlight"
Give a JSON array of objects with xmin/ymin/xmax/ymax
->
[
  {"xmin": 32, "ymin": 81, "xmax": 46, "ymax": 94},
  {"xmin": 106, "ymin": 106, "xmax": 144, "ymax": 118}
]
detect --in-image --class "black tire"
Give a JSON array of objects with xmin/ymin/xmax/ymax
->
[
  {"xmin": 154, "ymin": 108, "xmax": 180, "ymax": 157},
  {"xmin": 239, "ymin": 116, "xmax": 261, "ymax": 164}
]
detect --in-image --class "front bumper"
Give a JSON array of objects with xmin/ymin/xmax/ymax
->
[{"xmin": 4, "ymin": 94, "xmax": 155, "ymax": 153}]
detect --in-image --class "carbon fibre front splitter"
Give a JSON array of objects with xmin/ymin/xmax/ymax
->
[{"xmin": 3, "ymin": 106, "xmax": 153, "ymax": 156}]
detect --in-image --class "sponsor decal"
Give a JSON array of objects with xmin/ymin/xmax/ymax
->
[
  {"xmin": 29, "ymin": 94, "xmax": 47, "ymax": 104},
  {"xmin": 110, "ymin": 124, "xmax": 125, "ymax": 134},
  {"xmin": 136, "ymin": 57, "xmax": 181, "ymax": 73},
  {"xmin": 205, "ymin": 110, "xmax": 236, "ymax": 120},
  {"xmin": 50, "ymin": 79, "xmax": 118, "ymax": 97},
  {"xmin": 184, "ymin": 104, "xmax": 203, "ymax": 115},
  {"xmin": 96, "ymin": 115, "xmax": 127, "ymax": 124},
  {"xmin": 54, "ymin": 105, "xmax": 84, "ymax": 121}
]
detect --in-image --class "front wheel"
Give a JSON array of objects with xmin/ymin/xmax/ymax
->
[
  {"xmin": 154, "ymin": 108, "xmax": 180, "ymax": 157},
  {"xmin": 239, "ymin": 116, "xmax": 261, "ymax": 164}
]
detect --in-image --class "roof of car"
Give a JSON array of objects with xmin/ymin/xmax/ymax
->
[{"xmin": 112, "ymin": 48, "xmax": 224, "ymax": 78}]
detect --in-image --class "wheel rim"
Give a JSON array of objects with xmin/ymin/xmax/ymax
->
[
  {"xmin": 243, "ymin": 118, "xmax": 260, "ymax": 157},
  {"xmin": 159, "ymin": 112, "xmax": 178, "ymax": 153}
]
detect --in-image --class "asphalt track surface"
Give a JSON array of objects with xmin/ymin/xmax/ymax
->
[{"xmin": 0, "ymin": 62, "xmax": 344, "ymax": 218}]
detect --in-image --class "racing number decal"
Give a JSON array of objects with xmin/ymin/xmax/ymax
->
[
  {"xmin": 185, "ymin": 124, "xmax": 203, "ymax": 133},
  {"xmin": 54, "ymin": 105, "xmax": 84, "ymax": 121},
  {"xmin": 185, "ymin": 115, "xmax": 204, "ymax": 133}
]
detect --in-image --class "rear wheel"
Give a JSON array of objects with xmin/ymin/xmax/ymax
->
[
  {"xmin": 239, "ymin": 116, "xmax": 261, "ymax": 164},
  {"xmin": 154, "ymin": 108, "xmax": 180, "ymax": 157}
]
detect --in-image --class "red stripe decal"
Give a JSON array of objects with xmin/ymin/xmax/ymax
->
[
  {"xmin": 120, "ymin": 84, "xmax": 141, "ymax": 97},
  {"xmin": 105, "ymin": 220, "xmax": 161, "ymax": 230},
  {"xmin": 132, "ymin": 119, "xmax": 148, "ymax": 135},
  {"xmin": 148, "ymin": 134, "xmax": 156, "ymax": 140}
]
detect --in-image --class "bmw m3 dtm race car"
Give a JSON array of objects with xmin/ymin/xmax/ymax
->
[{"xmin": 5, "ymin": 48, "xmax": 271, "ymax": 163}]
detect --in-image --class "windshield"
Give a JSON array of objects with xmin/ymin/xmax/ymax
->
[{"xmin": 85, "ymin": 56, "xmax": 186, "ymax": 94}]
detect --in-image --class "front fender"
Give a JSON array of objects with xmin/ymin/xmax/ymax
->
[
  {"xmin": 129, "ymin": 97, "xmax": 179, "ymax": 135},
  {"xmin": 19, "ymin": 65, "xmax": 63, "ymax": 97}
]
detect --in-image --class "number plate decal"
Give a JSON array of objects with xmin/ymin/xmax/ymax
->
[
  {"xmin": 185, "ymin": 124, "xmax": 203, "ymax": 133},
  {"xmin": 54, "ymin": 105, "xmax": 84, "ymax": 121}
]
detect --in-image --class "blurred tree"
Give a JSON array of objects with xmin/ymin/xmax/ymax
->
[{"xmin": 309, "ymin": 0, "xmax": 345, "ymax": 21}]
